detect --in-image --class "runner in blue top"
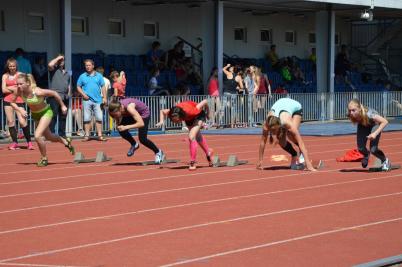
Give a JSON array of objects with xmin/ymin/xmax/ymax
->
[{"xmin": 257, "ymin": 97, "xmax": 316, "ymax": 171}]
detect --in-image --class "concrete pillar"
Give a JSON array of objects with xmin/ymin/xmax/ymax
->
[
  {"xmin": 315, "ymin": 5, "xmax": 335, "ymax": 120},
  {"xmin": 61, "ymin": 0, "xmax": 73, "ymax": 136},
  {"xmin": 201, "ymin": 1, "xmax": 215, "ymax": 94},
  {"xmin": 216, "ymin": 0, "xmax": 224, "ymax": 95}
]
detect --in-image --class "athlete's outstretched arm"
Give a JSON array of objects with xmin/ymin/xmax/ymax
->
[
  {"xmin": 156, "ymin": 109, "xmax": 170, "ymax": 127},
  {"xmin": 257, "ymin": 124, "xmax": 269, "ymax": 170}
]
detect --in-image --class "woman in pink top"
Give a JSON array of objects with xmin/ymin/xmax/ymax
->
[
  {"xmin": 2, "ymin": 58, "xmax": 33, "ymax": 150},
  {"xmin": 110, "ymin": 71, "xmax": 126, "ymax": 98},
  {"xmin": 207, "ymin": 67, "xmax": 220, "ymax": 127}
]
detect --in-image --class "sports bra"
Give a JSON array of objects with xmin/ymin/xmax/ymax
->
[{"xmin": 22, "ymin": 88, "xmax": 46, "ymax": 107}]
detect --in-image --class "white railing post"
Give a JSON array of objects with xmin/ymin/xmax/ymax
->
[
  {"xmin": 160, "ymin": 96, "xmax": 166, "ymax": 132},
  {"xmin": 66, "ymin": 96, "xmax": 72, "ymax": 137},
  {"xmin": 320, "ymin": 92, "xmax": 326, "ymax": 121}
]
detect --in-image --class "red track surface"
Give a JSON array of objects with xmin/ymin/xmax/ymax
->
[{"xmin": 0, "ymin": 132, "xmax": 401, "ymax": 267}]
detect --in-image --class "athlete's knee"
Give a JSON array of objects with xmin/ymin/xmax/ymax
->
[
  {"xmin": 358, "ymin": 147, "xmax": 369, "ymax": 156},
  {"xmin": 7, "ymin": 119, "xmax": 15, "ymax": 126},
  {"xmin": 195, "ymin": 133, "xmax": 203, "ymax": 142},
  {"xmin": 138, "ymin": 135, "xmax": 148, "ymax": 144},
  {"xmin": 188, "ymin": 132, "xmax": 197, "ymax": 141},
  {"xmin": 281, "ymin": 142, "xmax": 298, "ymax": 157},
  {"xmin": 34, "ymin": 133, "xmax": 43, "ymax": 141},
  {"xmin": 370, "ymin": 146, "xmax": 379, "ymax": 154}
]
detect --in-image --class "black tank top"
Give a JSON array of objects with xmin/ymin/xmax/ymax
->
[{"xmin": 223, "ymin": 76, "xmax": 238, "ymax": 94}]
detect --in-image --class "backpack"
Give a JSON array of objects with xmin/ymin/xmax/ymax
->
[{"xmin": 336, "ymin": 149, "xmax": 364, "ymax": 162}]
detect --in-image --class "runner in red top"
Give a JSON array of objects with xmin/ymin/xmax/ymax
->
[{"xmin": 157, "ymin": 100, "xmax": 213, "ymax": 170}]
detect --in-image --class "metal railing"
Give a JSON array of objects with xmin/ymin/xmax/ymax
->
[{"xmin": 0, "ymin": 91, "xmax": 401, "ymax": 137}]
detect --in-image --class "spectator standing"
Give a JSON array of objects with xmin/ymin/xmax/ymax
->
[
  {"xmin": 48, "ymin": 54, "xmax": 71, "ymax": 137},
  {"xmin": 1, "ymin": 58, "xmax": 32, "ymax": 150},
  {"xmin": 222, "ymin": 64, "xmax": 243, "ymax": 128},
  {"xmin": 76, "ymin": 59, "xmax": 107, "ymax": 141},
  {"xmin": 207, "ymin": 67, "xmax": 220, "ymax": 127},
  {"xmin": 96, "ymin": 66, "xmax": 111, "ymax": 98},
  {"xmin": 33, "ymin": 56, "xmax": 48, "ymax": 88},
  {"xmin": 15, "ymin": 48, "xmax": 32, "ymax": 74}
]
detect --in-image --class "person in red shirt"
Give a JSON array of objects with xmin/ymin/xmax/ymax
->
[
  {"xmin": 110, "ymin": 71, "xmax": 126, "ymax": 98},
  {"xmin": 2, "ymin": 58, "xmax": 33, "ymax": 150},
  {"xmin": 157, "ymin": 100, "xmax": 213, "ymax": 170},
  {"xmin": 274, "ymin": 84, "xmax": 288, "ymax": 95}
]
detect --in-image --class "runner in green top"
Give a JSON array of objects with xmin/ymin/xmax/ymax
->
[{"xmin": 10, "ymin": 73, "xmax": 75, "ymax": 167}]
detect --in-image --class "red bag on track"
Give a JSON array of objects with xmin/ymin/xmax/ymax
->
[{"xmin": 336, "ymin": 149, "xmax": 364, "ymax": 162}]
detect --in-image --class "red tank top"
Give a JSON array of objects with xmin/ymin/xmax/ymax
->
[
  {"xmin": 176, "ymin": 101, "xmax": 201, "ymax": 121},
  {"xmin": 257, "ymin": 75, "xmax": 268, "ymax": 94},
  {"xmin": 3, "ymin": 72, "xmax": 24, "ymax": 103}
]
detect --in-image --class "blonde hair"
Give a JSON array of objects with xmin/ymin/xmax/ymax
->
[
  {"xmin": 27, "ymin": 74, "xmax": 37, "ymax": 87},
  {"xmin": 348, "ymin": 98, "xmax": 369, "ymax": 126},
  {"xmin": 265, "ymin": 115, "xmax": 287, "ymax": 144},
  {"xmin": 17, "ymin": 73, "xmax": 37, "ymax": 87},
  {"xmin": 254, "ymin": 67, "xmax": 263, "ymax": 77},
  {"xmin": 17, "ymin": 73, "xmax": 30, "ymax": 84}
]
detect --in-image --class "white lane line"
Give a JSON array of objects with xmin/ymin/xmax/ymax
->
[
  {"xmin": 1, "ymin": 149, "xmax": 401, "ymax": 198},
  {"xmin": 161, "ymin": 217, "xmax": 402, "ymax": 266},
  {"xmin": 1, "ymin": 141, "xmax": 401, "ymax": 186},
  {"xmin": 0, "ymin": 263, "xmax": 89, "ymax": 267},
  {"xmin": 0, "ymin": 166, "xmax": 253, "ymax": 198},
  {"xmin": 0, "ymin": 174, "xmax": 401, "ymax": 235},
  {"xmin": 0, "ymin": 192, "xmax": 401, "ymax": 263},
  {"xmin": 1, "ymin": 162, "xmax": 401, "ymax": 215},
  {"xmin": 0, "ymin": 135, "xmax": 359, "ymax": 175}
]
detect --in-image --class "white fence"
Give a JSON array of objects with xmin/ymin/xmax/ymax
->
[{"xmin": 0, "ymin": 91, "xmax": 401, "ymax": 136}]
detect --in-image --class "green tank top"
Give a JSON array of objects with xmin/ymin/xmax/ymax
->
[{"xmin": 22, "ymin": 88, "xmax": 46, "ymax": 107}]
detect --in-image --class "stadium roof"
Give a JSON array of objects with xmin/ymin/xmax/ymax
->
[{"xmin": 123, "ymin": 0, "xmax": 402, "ymax": 19}]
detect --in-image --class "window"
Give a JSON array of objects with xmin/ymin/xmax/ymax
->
[
  {"xmin": 285, "ymin": 30, "xmax": 296, "ymax": 44},
  {"xmin": 108, "ymin": 18, "xmax": 125, "ymax": 36},
  {"xmin": 308, "ymin": 32, "xmax": 315, "ymax": 44},
  {"xmin": 0, "ymin": 10, "xmax": 5, "ymax": 31},
  {"xmin": 28, "ymin": 13, "xmax": 44, "ymax": 32},
  {"xmin": 234, "ymin": 27, "xmax": 247, "ymax": 42},
  {"xmin": 144, "ymin": 21, "xmax": 159, "ymax": 38},
  {"xmin": 72, "ymin": 17, "xmax": 88, "ymax": 35},
  {"xmin": 260, "ymin": 29, "xmax": 272, "ymax": 43},
  {"xmin": 335, "ymin": 32, "xmax": 341, "ymax": 46}
]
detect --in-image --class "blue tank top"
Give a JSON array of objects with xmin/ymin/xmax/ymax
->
[{"xmin": 271, "ymin": 98, "xmax": 302, "ymax": 118}]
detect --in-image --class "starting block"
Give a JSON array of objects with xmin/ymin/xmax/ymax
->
[
  {"xmin": 73, "ymin": 151, "xmax": 112, "ymax": 164},
  {"xmin": 368, "ymin": 158, "xmax": 400, "ymax": 172},
  {"xmin": 290, "ymin": 160, "xmax": 324, "ymax": 170},
  {"xmin": 212, "ymin": 155, "xmax": 248, "ymax": 167}
]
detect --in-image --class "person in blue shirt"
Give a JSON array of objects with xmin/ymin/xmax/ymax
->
[
  {"xmin": 76, "ymin": 59, "xmax": 107, "ymax": 141},
  {"xmin": 15, "ymin": 48, "xmax": 32, "ymax": 74},
  {"xmin": 146, "ymin": 41, "xmax": 165, "ymax": 70}
]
